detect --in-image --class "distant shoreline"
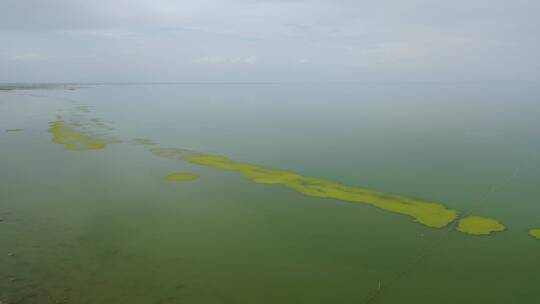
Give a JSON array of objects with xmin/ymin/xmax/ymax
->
[
  {"xmin": 0, "ymin": 83, "xmax": 82, "ymax": 91},
  {"xmin": 1, "ymin": 81, "xmax": 537, "ymax": 92}
]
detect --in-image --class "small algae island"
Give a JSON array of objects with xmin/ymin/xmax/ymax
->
[
  {"xmin": 529, "ymin": 229, "xmax": 540, "ymax": 240},
  {"xmin": 456, "ymin": 216, "xmax": 505, "ymax": 235},
  {"xmin": 151, "ymin": 148, "xmax": 460, "ymax": 228},
  {"xmin": 164, "ymin": 173, "xmax": 199, "ymax": 181}
]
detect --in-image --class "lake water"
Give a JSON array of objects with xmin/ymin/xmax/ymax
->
[{"xmin": 1, "ymin": 83, "xmax": 539, "ymax": 303}]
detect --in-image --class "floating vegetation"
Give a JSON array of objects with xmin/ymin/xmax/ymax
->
[
  {"xmin": 5, "ymin": 128, "xmax": 24, "ymax": 132},
  {"xmin": 48, "ymin": 118, "xmax": 107, "ymax": 151},
  {"xmin": 529, "ymin": 229, "xmax": 540, "ymax": 240},
  {"xmin": 129, "ymin": 138, "xmax": 157, "ymax": 146},
  {"xmin": 164, "ymin": 173, "xmax": 199, "ymax": 181},
  {"xmin": 456, "ymin": 216, "xmax": 505, "ymax": 235},
  {"xmin": 151, "ymin": 148, "xmax": 459, "ymax": 228},
  {"xmin": 48, "ymin": 103, "xmax": 122, "ymax": 152},
  {"xmin": 43, "ymin": 105, "xmax": 509, "ymax": 235},
  {"xmin": 44, "ymin": 101, "xmax": 509, "ymax": 234}
]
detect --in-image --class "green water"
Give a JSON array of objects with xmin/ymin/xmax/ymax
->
[{"xmin": 1, "ymin": 83, "xmax": 539, "ymax": 303}]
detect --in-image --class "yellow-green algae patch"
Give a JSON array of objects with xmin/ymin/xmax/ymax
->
[
  {"xmin": 164, "ymin": 173, "xmax": 199, "ymax": 181},
  {"xmin": 5, "ymin": 128, "xmax": 24, "ymax": 132},
  {"xmin": 456, "ymin": 216, "xmax": 505, "ymax": 235},
  {"xmin": 151, "ymin": 148, "xmax": 459, "ymax": 228},
  {"xmin": 529, "ymin": 229, "xmax": 540, "ymax": 239},
  {"xmin": 48, "ymin": 118, "xmax": 107, "ymax": 151}
]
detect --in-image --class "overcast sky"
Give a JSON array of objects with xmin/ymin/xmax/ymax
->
[{"xmin": 1, "ymin": 0, "xmax": 539, "ymax": 82}]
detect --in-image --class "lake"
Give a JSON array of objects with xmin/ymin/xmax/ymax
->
[{"xmin": 1, "ymin": 83, "xmax": 539, "ymax": 303}]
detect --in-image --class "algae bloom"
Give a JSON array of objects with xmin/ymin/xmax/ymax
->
[
  {"xmin": 456, "ymin": 216, "xmax": 505, "ymax": 235},
  {"xmin": 529, "ymin": 229, "xmax": 540, "ymax": 240},
  {"xmin": 164, "ymin": 173, "xmax": 199, "ymax": 181},
  {"xmin": 5, "ymin": 128, "xmax": 24, "ymax": 132},
  {"xmin": 151, "ymin": 148, "xmax": 459, "ymax": 228},
  {"xmin": 48, "ymin": 118, "xmax": 107, "ymax": 151}
]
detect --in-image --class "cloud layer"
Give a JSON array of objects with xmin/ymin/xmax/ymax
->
[{"xmin": 1, "ymin": 0, "xmax": 539, "ymax": 82}]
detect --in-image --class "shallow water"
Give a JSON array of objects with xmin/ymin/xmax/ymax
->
[{"xmin": 1, "ymin": 83, "xmax": 539, "ymax": 303}]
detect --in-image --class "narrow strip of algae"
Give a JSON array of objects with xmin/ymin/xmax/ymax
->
[
  {"xmin": 48, "ymin": 118, "xmax": 107, "ymax": 151},
  {"xmin": 151, "ymin": 148, "xmax": 459, "ymax": 228},
  {"xmin": 164, "ymin": 173, "xmax": 198, "ymax": 181},
  {"xmin": 6, "ymin": 128, "xmax": 24, "ymax": 132},
  {"xmin": 529, "ymin": 229, "xmax": 540, "ymax": 239},
  {"xmin": 456, "ymin": 216, "xmax": 505, "ymax": 235}
]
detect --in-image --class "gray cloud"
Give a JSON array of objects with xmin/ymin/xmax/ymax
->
[{"xmin": 1, "ymin": 0, "xmax": 539, "ymax": 82}]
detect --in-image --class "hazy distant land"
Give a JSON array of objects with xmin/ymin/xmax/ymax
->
[{"xmin": 0, "ymin": 83, "xmax": 82, "ymax": 91}]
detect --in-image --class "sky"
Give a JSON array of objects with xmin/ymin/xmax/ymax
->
[{"xmin": 0, "ymin": 0, "xmax": 539, "ymax": 83}]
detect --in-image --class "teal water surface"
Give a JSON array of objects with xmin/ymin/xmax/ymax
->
[{"xmin": 1, "ymin": 83, "xmax": 539, "ymax": 303}]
